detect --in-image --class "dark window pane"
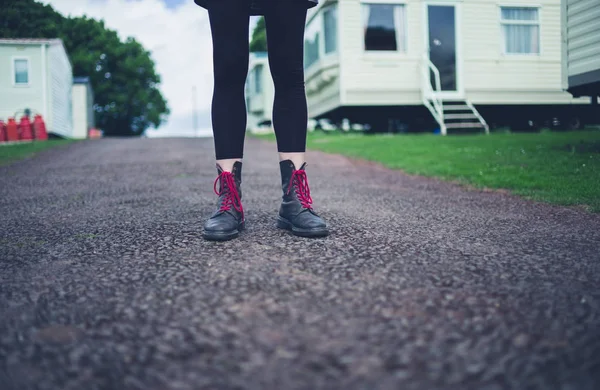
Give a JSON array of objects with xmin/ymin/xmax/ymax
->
[
  {"xmin": 428, "ymin": 5, "xmax": 457, "ymax": 91},
  {"xmin": 364, "ymin": 4, "xmax": 397, "ymax": 51}
]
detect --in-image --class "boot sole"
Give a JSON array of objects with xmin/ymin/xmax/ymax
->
[
  {"xmin": 203, "ymin": 221, "xmax": 245, "ymax": 241},
  {"xmin": 276, "ymin": 216, "xmax": 329, "ymax": 238}
]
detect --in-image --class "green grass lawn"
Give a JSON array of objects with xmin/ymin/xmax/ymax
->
[
  {"xmin": 0, "ymin": 139, "xmax": 77, "ymax": 167},
  {"xmin": 259, "ymin": 129, "xmax": 600, "ymax": 212}
]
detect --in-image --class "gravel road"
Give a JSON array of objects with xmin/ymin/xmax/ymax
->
[{"xmin": 1, "ymin": 137, "xmax": 599, "ymax": 390}]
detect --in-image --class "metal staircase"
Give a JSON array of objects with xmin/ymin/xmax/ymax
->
[
  {"xmin": 421, "ymin": 54, "xmax": 489, "ymax": 135},
  {"xmin": 442, "ymin": 100, "xmax": 490, "ymax": 133}
]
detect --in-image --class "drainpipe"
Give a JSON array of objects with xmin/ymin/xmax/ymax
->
[{"xmin": 41, "ymin": 43, "xmax": 48, "ymax": 119}]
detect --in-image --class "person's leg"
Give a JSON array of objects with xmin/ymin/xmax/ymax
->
[
  {"xmin": 264, "ymin": 1, "xmax": 308, "ymax": 169},
  {"xmin": 203, "ymin": 0, "xmax": 249, "ymax": 241},
  {"xmin": 208, "ymin": 0, "xmax": 250, "ymax": 171},
  {"xmin": 265, "ymin": 3, "xmax": 328, "ymax": 237}
]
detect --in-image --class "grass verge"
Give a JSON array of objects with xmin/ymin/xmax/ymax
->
[
  {"xmin": 257, "ymin": 129, "xmax": 600, "ymax": 212},
  {"xmin": 0, "ymin": 139, "xmax": 78, "ymax": 167}
]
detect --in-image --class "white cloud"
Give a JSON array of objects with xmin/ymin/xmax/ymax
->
[{"xmin": 41, "ymin": 0, "xmax": 227, "ymax": 137}]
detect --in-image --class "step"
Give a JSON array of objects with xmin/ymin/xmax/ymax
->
[
  {"xmin": 443, "ymin": 105, "xmax": 470, "ymax": 111},
  {"xmin": 444, "ymin": 113, "xmax": 478, "ymax": 120},
  {"xmin": 442, "ymin": 100, "xmax": 468, "ymax": 104},
  {"xmin": 444, "ymin": 122, "xmax": 485, "ymax": 129}
]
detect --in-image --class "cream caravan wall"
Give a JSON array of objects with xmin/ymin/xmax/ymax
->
[
  {"xmin": 562, "ymin": 0, "xmax": 600, "ymax": 91},
  {"xmin": 338, "ymin": 0, "xmax": 422, "ymax": 107},
  {"xmin": 0, "ymin": 44, "xmax": 44, "ymax": 120},
  {"xmin": 307, "ymin": 73, "xmax": 342, "ymax": 116},
  {"xmin": 462, "ymin": 0, "xmax": 577, "ymax": 104},
  {"xmin": 71, "ymin": 83, "xmax": 92, "ymax": 139},
  {"xmin": 328, "ymin": 0, "xmax": 582, "ymax": 106},
  {"xmin": 47, "ymin": 43, "xmax": 73, "ymax": 137}
]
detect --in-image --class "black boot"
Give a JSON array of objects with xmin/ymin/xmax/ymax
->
[
  {"xmin": 277, "ymin": 160, "xmax": 329, "ymax": 237},
  {"xmin": 203, "ymin": 162, "xmax": 244, "ymax": 241}
]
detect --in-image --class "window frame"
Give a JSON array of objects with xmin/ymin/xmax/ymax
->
[
  {"xmin": 12, "ymin": 56, "xmax": 31, "ymax": 87},
  {"xmin": 499, "ymin": 5, "xmax": 542, "ymax": 56},
  {"xmin": 361, "ymin": 1, "xmax": 408, "ymax": 54}
]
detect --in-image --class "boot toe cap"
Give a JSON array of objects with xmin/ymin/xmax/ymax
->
[
  {"xmin": 204, "ymin": 213, "xmax": 240, "ymax": 233},
  {"xmin": 295, "ymin": 211, "xmax": 327, "ymax": 230}
]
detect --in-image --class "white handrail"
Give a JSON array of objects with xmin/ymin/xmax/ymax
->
[
  {"xmin": 421, "ymin": 53, "xmax": 446, "ymax": 135},
  {"xmin": 466, "ymin": 99, "xmax": 490, "ymax": 134}
]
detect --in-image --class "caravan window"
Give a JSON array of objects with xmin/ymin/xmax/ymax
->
[
  {"xmin": 501, "ymin": 7, "xmax": 540, "ymax": 54},
  {"xmin": 304, "ymin": 16, "xmax": 321, "ymax": 69},
  {"xmin": 362, "ymin": 4, "xmax": 407, "ymax": 52},
  {"xmin": 323, "ymin": 6, "xmax": 338, "ymax": 54},
  {"xmin": 303, "ymin": 5, "xmax": 339, "ymax": 70},
  {"xmin": 253, "ymin": 65, "xmax": 263, "ymax": 94},
  {"xmin": 13, "ymin": 58, "xmax": 30, "ymax": 85}
]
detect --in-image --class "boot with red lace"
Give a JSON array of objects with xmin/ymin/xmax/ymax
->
[
  {"xmin": 203, "ymin": 162, "xmax": 244, "ymax": 241},
  {"xmin": 277, "ymin": 160, "xmax": 329, "ymax": 237}
]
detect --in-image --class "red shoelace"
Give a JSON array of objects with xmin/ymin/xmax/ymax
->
[
  {"xmin": 287, "ymin": 169, "xmax": 313, "ymax": 209},
  {"xmin": 213, "ymin": 171, "xmax": 243, "ymax": 217}
]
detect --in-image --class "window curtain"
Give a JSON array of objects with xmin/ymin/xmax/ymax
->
[
  {"xmin": 502, "ymin": 7, "xmax": 537, "ymax": 21},
  {"xmin": 393, "ymin": 5, "xmax": 407, "ymax": 53},
  {"xmin": 502, "ymin": 8, "xmax": 539, "ymax": 54},
  {"xmin": 504, "ymin": 25, "xmax": 539, "ymax": 53}
]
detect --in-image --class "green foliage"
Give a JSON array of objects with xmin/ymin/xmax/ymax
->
[
  {"xmin": 0, "ymin": 0, "xmax": 169, "ymax": 136},
  {"xmin": 259, "ymin": 130, "xmax": 600, "ymax": 211},
  {"xmin": 250, "ymin": 17, "xmax": 267, "ymax": 52}
]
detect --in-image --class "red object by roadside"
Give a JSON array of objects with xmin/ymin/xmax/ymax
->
[
  {"xmin": 89, "ymin": 128, "xmax": 102, "ymax": 139},
  {"xmin": 33, "ymin": 115, "xmax": 48, "ymax": 140},
  {"xmin": 19, "ymin": 116, "xmax": 34, "ymax": 140},
  {"xmin": 0, "ymin": 120, "xmax": 6, "ymax": 142},
  {"xmin": 6, "ymin": 118, "xmax": 19, "ymax": 141}
]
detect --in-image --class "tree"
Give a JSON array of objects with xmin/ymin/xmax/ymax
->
[
  {"xmin": 0, "ymin": 0, "xmax": 63, "ymax": 39},
  {"xmin": 250, "ymin": 17, "xmax": 267, "ymax": 52},
  {"xmin": 0, "ymin": 0, "xmax": 169, "ymax": 136}
]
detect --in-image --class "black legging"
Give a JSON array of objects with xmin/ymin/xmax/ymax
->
[{"xmin": 208, "ymin": 0, "xmax": 308, "ymax": 160}]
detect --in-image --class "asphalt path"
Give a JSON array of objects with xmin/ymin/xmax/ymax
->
[{"xmin": 1, "ymin": 137, "xmax": 599, "ymax": 390}]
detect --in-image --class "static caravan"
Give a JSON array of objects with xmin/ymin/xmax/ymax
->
[
  {"xmin": 305, "ymin": 0, "xmax": 596, "ymax": 133},
  {"xmin": 246, "ymin": 52, "xmax": 275, "ymax": 132},
  {"xmin": 0, "ymin": 39, "xmax": 74, "ymax": 137},
  {"xmin": 561, "ymin": 0, "xmax": 600, "ymax": 100},
  {"xmin": 72, "ymin": 77, "xmax": 96, "ymax": 139}
]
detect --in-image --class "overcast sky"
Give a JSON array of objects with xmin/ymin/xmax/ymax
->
[{"xmin": 40, "ymin": 0, "xmax": 258, "ymax": 137}]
